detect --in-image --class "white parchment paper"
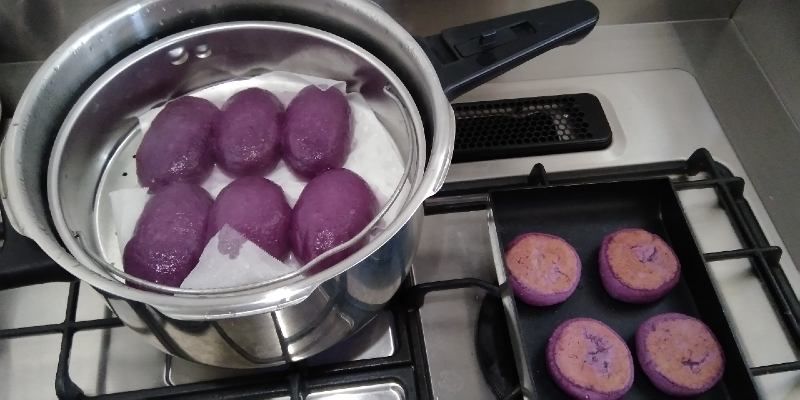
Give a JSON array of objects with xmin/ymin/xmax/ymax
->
[{"xmin": 109, "ymin": 71, "xmax": 405, "ymax": 289}]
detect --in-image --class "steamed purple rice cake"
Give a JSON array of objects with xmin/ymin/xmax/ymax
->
[
  {"xmin": 283, "ymin": 85, "xmax": 352, "ymax": 179},
  {"xmin": 206, "ymin": 176, "xmax": 292, "ymax": 260},
  {"xmin": 136, "ymin": 96, "xmax": 219, "ymax": 189},
  {"xmin": 290, "ymin": 168, "xmax": 376, "ymax": 272},
  {"xmin": 123, "ymin": 183, "xmax": 213, "ymax": 287}
]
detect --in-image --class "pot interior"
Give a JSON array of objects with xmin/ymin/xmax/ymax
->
[{"xmin": 48, "ymin": 22, "xmax": 426, "ymax": 294}]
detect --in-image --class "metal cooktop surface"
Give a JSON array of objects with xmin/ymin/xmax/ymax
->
[{"xmin": 2, "ymin": 66, "xmax": 800, "ymax": 400}]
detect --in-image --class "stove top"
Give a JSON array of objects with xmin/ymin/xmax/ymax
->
[{"xmin": 2, "ymin": 69, "xmax": 800, "ymax": 400}]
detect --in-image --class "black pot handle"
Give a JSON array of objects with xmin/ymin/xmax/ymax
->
[
  {"xmin": 419, "ymin": 0, "xmax": 599, "ymax": 100},
  {"xmin": 0, "ymin": 200, "xmax": 73, "ymax": 289}
]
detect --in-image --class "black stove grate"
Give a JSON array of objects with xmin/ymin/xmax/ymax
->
[
  {"xmin": 416, "ymin": 148, "xmax": 800, "ymax": 399},
  {"xmin": 0, "ymin": 277, "xmax": 430, "ymax": 399},
  {"xmin": 451, "ymin": 93, "xmax": 612, "ymax": 163},
  {"xmin": 1, "ymin": 149, "xmax": 799, "ymax": 399}
]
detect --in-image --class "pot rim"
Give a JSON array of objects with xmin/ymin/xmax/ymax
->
[
  {"xmin": 49, "ymin": 20, "xmax": 425, "ymax": 295},
  {"xmin": 1, "ymin": 0, "xmax": 454, "ymax": 319}
]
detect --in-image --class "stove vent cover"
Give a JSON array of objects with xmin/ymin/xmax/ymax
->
[{"xmin": 452, "ymin": 93, "xmax": 612, "ymax": 163}]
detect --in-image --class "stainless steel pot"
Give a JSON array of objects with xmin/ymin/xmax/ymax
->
[
  {"xmin": 0, "ymin": 0, "xmax": 597, "ymax": 368},
  {"xmin": 50, "ymin": 21, "xmax": 428, "ymax": 297}
]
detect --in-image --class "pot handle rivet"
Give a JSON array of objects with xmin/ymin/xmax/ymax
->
[
  {"xmin": 167, "ymin": 46, "xmax": 188, "ymax": 65},
  {"xmin": 194, "ymin": 44, "xmax": 212, "ymax": 59}
]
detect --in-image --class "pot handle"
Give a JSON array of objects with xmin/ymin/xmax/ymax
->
[
  {"xmin": 0, "ymin": 199, "xmax": 73, "ymax": 289},
  {"xmin": 418, "ymin": 0, "xmax": 598, "ymax": 100}
]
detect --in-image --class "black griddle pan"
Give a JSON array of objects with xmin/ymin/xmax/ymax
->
[{"xmin": 486, "ymin": 178, "xmax": 758, "ymax": 399}]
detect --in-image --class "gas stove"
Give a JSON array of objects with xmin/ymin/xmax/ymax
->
[
  {"xmin": 4, "ymin": 13, "xmax": 800, "ymax": 398},
  {"xmin": 2, "ymin": 67, "xmax": 800, "ymax": 400},
  {"xmin": 417, "ymin": 69, "xmax": 800, "ymax": 399}
]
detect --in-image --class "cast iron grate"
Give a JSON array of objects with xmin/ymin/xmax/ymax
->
[
  {"xmin": 451, "ymin": 93, "xmax": 612, "ymax": 163},
  {"xmin": 0, "ymin": 279, "xmax": 429, "ymax": 400},
  {"xmin": 416, "ymin": 148, "xmax": 800, "ymax": 399},
  {"xmin": 1, "ymin": 149, "xmax": 799, "ymax": 399}
]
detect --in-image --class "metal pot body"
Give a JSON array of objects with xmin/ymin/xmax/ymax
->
[
  {"xmin": 45, "ymin": 17, "xmax": 431, "ymax": 367},
  {"xmin": 2, "ymin": 0, "xmax": 454, "ymax": 367},
  {"xmin": 0, "ymin": 0, "xmax": 597, "ymax": 367},
  {"xmin": 104, "ymin": 211, "xmax": 421, "ymax": 367}
]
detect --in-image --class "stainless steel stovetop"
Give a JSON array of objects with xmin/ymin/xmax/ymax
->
[
  {"xmin": 418, "ymin": 69, "xmax": 800, "ymax": 399},
  {"xmin": 2, "ymin": 67, "xmax": 799, "ymax": 400},
  {"xmin": 4, "ymin": 15, "xmax": 800, "ymax": 398}
]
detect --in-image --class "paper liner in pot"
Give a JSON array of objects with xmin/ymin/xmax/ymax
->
[{"xmin": 109, "ymin": 71, "xmax": 407, "ymax": 290}]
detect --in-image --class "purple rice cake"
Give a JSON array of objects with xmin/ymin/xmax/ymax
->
[
  {"xmin": 504, "ymin": 233, "xmax": 581, "ymax": 306},
  {"xmin": 547, "ymin": 318, "xmax": 634, "ymax": 400},
  {"xmin": 636, "ymin": 313, "xmax": 725, "ymax": 396},
  {"xmin": 600, "ymin": 228, "xmax": 680, "ymax": 303}
]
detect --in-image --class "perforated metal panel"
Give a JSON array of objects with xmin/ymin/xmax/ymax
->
[{"xmin": 452, "ymin": 93, "xmax": 612, "ymax": 163}]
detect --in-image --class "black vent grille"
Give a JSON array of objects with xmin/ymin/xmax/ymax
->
[{"xmin": 452, "ymin": 93, "xmax": 612, "ymax": 163}]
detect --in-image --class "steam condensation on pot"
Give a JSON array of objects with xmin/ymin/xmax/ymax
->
[{"xmin": 205, "ymin": 176, "xmax": 292, "ymax": 260}]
